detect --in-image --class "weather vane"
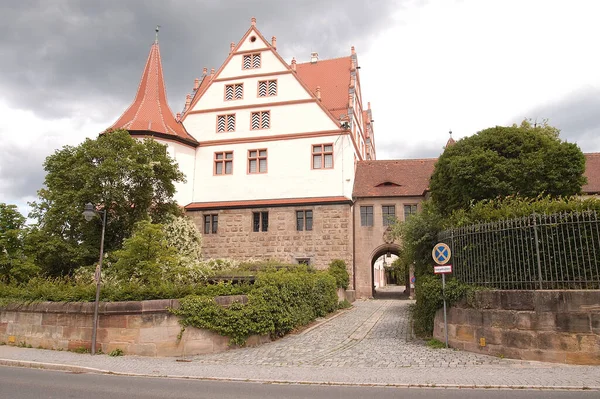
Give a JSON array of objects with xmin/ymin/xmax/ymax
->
[{"xmin": 155, "ymin": 25, "xmax": 161, "ymax": 43}]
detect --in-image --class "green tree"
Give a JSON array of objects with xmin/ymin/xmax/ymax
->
[
  {"xmin": 28, "ymin": 129, "xmax": 185, "ymax": 276},
  {"xmin": 0, "ymin": 204, "xmax": 40, "ymax": 283},
  {"xmin": 430, "ymin": 120, "xmax": 587, "ymax": 215}
]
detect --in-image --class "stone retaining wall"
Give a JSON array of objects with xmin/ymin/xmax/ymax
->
[
  {"xmin": 0, "ymin": 296, "xmax": 269, "ymax": 357},
  {"xmin": 433, "ymin": 290, "xmax": 600, "ymax": 365}
]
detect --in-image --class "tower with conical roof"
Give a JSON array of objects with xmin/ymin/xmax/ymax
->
[{"xmin": 108, "ymin": 27, "xmax": 198, "ymax": 204}]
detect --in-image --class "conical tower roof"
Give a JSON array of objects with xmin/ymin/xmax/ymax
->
[{"xmin": 109, "ymin": 35, "xmax": 197, "ymax": 146}]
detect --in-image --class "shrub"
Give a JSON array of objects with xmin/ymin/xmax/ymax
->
[
  {"xmin": 173, "ymin": 268, "xmax": 338, "ymax": 345},
  {"xmin": 328, "ymin": 259, "xmax": 349, "ymax": 289}
]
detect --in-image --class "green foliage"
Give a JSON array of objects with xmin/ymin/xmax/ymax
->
[
  {"xmin": 338, "ymin": 299, "xmax": 352, "ymax": 309},
  {"xmin": 71, "ymin": 346, "xmax": 89, "ymax": 354},
  {"xmin": 112, "ymin": 220, "xmax": 179, "ymax": 285},
  {"xmin": 430, "ymin": 120, "xmax": 587, "ymax": 216},
  {"xmin": 448, "ymin": 195, "xmax": 600, "ymax": 227},
  {"xmin": 327, "ymin": 259, "xmax": 349, "ymax": 289},
  {"xmin": 388, "ymin": 257, "xmax": 408, "ymax": 285},
  {"xmin": 0, "ymin": 278, "xmax": 249, "ymax": 305},
  {"xmin": 0, "ymin": 204, "xmax": 40, "ymax": 284},
  {"xmin": 411, "ymin": 275, "xmax": 469, "ymax": 337},
  {"xmin": 109, "ymin": 348, "xmax": 124, "ymax": 357},
  {"xmin": 173, "ymin": 268, "xmax": 338, "ymax": 346},
  {"xmin": 28, "ymin": 129, "xmax": 184, "ymax": 276},
  {"xmin": 163, "ymin": 215, "xmax": 203, "ymax": 264}
]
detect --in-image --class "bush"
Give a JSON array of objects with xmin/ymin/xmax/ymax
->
[
  {"xmin": 173, "ymin": 268, "xmax": 338, "ymax": 346},
  {"xmin": 328, "ymin": 259, "xmax": 349, "ymax": 289},
  {"xmin": 411, "ymin": 275, "xmax": 469, "ymax": 338}
]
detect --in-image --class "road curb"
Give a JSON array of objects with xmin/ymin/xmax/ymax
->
[{"xmin": 1, "ymin": 358, "xmax": 598, "ymax": 391}]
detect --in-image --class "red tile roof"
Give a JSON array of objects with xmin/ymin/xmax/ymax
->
[
  {"xmin": 584, "ymin": 153, "xmax": 600, "ymax": 194},
  {"xmin": 296, "ymin": 57, "xmax": 352, "ymax": 120},
  {"xmin": 353, "ymin": 159, "xmax": 437, "ymax": 198},
  {"xmin": 109, "ymin": 41, "xmax": 197, "ymax": 146}
]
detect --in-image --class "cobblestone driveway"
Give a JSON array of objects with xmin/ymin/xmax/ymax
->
[{"xmin": 192, "ymin": 299, "xmax": 512, "ymax": 368}]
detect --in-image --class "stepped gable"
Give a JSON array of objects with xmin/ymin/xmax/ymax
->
[
  {"xmin": 295, "ymin": 56, "xmax": 353, "ymax": 120},
  {"xmin": 583, "ymin": 153, "xmax": 600, "ymax": 195},
  {"xmin": 353, "ymin": 159, "xmax": 437, "ymax": 198},
  {"xmin": 109, "ymin": 37, "xmax": 197, "ymax": 146}
]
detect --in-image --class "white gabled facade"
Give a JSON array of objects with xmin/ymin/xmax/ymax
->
[{"xmin": 181, "ymin": 20, "xmax": 362, "ymax": 204}]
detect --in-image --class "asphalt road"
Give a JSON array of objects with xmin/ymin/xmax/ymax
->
[{"xmin": 0, "ymin": 366, "xmax": 598, "ymax": 399}]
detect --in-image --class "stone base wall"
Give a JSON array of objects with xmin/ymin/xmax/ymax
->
[
  {"xmin": 0, "ymin": 298, "xmax": 269, "ymax": 357},
  {"xmin": 188, "ymin": 203, "xmax": 353, "ymax": 271},
  {"xmin": 433, "ymin": 290, "xmax": 600, "ymax": 365}
]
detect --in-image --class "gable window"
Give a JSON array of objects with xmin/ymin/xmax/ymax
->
[
  {"xmin": 214, "ymin": 151, "xmax": 233, "ymax": 175},
  {"xmin": 203, "ymin": 214, "xmax": 218, "ymax": 234},
  {"xmin": 258, "ymin": 80, "xmax": 277, "ymax": 97},
  {"xmin": 404, "ymin": 204, "xmax": 418, "ymax": 221},
  {"xmin": 252, "ymin": 211, "xmax": 268, "ymax": 232},
  {"xmin": 382, "ymin": 205, "xmax": 396, "ymax": 226},
  {"xmin": 243, "ymin": 53, "xmax": 261, "ymax": 69},
  {"xmin": 225, "ymin": 83, "xmax": 243, "ymax": 101},
  {"xmin": 296, "ymin": 210, "xmax": 313, "ymax": 231},
  {"xmin": 251, "ymin": 110, "xmax": 270, "ymax": 130},
  {"xmin": 217, "ymin": 114, "xmax": 235, "ymax": 132},
  {"xmin": 248, "ymin": 149, "xmax": 267, "ymax": 174},
  {"xmin": 312, "ymin": 144, "xmax": 333, "ymax": 169},
  {"xmin": 360, "ymin": 206, "xmax": 373, "ymax": 227}
]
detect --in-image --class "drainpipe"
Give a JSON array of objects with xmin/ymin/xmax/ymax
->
[{"xmin": 352, "ymin": 200, "xmax": 356, "ymax": 291}]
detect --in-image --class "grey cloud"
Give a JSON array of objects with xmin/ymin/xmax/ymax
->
[
  {"xmin": 376, "ymin": 138, "xmax": 444, "ymax": 160},
  {"xmin": 0, "ymin": 0, "xmax": 401, "ymax": 121},
  {"xmin": 513, "ymin": 87, "xmax": 600, "ymax": 152}
]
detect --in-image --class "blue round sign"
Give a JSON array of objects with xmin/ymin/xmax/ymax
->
[{"xmin": 410, "ymin": 276, "xmax": 416, "ymax": 284}]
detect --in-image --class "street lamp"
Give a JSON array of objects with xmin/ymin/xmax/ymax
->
[{"xmin": 82, "ymin": 202, "xmax": 107, "ymax": 355}]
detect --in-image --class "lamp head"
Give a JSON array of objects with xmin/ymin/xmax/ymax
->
[{"xmin": 83, "ymin": 203, "xmax": 96, "ymax": 221}]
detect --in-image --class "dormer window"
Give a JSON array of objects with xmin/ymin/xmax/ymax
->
[
  {"xmin": 243, "ymin": 53, "xmax": 261, "ymax": 69},
  {"xmin": 376, "ymin": 181, "xmax": 401, "ymax": 187}
]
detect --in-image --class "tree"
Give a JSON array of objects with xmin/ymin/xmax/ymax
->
[
  {"xmin": 0, "ymin": 203, "xmax": 40, "ymax": 283},
  {"xmin": 28, "ymin": 129, "xmax": 185, "ymax": 276},
  {"xmin": 429, "ymin": 120, "xmax": 587, "ymax": 215}
]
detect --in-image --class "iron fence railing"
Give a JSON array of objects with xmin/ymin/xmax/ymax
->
[{"xmin": 438, "ymin": 211, "xmax": 600, "ymax": 289}]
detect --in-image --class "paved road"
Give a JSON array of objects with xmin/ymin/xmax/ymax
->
[
  {"xmin": 1, "ymin": 299, "xmax": 599, "ymax": 389},
  {"xmin": 1, "ymin": 366, "xmax": 598, "ymax": 399}
]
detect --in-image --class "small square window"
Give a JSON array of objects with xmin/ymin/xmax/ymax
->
[
  {"xmin": 252, "ymin": 211, "xmax": 268, "ymax": 232},
  {"xmin": 251, "ymin": 111, "xmax": 270, "ymax": 130},
  {"xmin": 382, "ymin": 205, "xmax": 396, "ymax": 226},
  {"xmin": 296, "ymin": 210, "xmax": 313, "ymax": 231},
  {"xmin": 360, "ymin": 206, "xmax": 373, "ymax": 227},
  {"xmin": 248, "ymin": 149, "xmax": 267, "ymax": 174},
  {"xmin": 243, "ymin": 53, "xmax": 261, "ymax": 69},
  {"xmin": 203, "ymin": 214, "xmax": 218, "ymax": 234},
  {"xmin": 217, "ymin": 114, "xmax": 235, "ymax": 132},
  {"xmin": 312, "ymin": 144, "xmax": 333, "ymax": 169},
  {"xmin": 214, "ymin": 151, "xmax": 233, "ymax": 175},
  {"xmin": 258, "ymin": 80, "xmax": 277, "ymax": 97},
  {"xmin": 225, "ymin": 84, "xmax": 243, "ymax": 101}
]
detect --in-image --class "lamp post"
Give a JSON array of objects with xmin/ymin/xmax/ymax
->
[{"xmin": 82, "ymin": 203, "xmax": 106, "ymax": 355}]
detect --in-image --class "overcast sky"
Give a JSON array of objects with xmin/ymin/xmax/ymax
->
[{"xmin": 1, "ymin": 0, "xmax": 599, "ymax": 215}]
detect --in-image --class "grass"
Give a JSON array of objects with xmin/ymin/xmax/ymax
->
[
  {"xmin": 426, "ymin": 338, "xmax": 446, "ymax": 349},
  {"xmin": 109, "ymin": 348, "xmax": 124, "ymax": 357}
]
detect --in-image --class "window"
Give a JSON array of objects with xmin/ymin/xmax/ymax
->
[
  {"xmin": 382, "ymin": 205, "xmax": 396, "ymax": 226},
  {"xmin": 243, "ymin": 53, "xmax": 261, "ymax": 69},
  {"xmin": 252, "ymin": 211, "xmax": 268, "ymax": 232},
  {"xmin": 217, "ymin": 114, "xmax": 235, "ymax": 132},
  {"xmin": 251, "ymin": 111, "xmax": 270, "ymax": 130},
  {"xmin": 225, "ymin": 83, "xmax": 243, "ymax": 101},
  {"xmin": 296, "ymin": 210, "xmax": 313, "ymax": 231},
  {"xmin": 203, "ymin": 214, "xmax": 218, "ymax": 234},
  {"xmin": 248, "ymin": 149, "xmax": 267, "ymax": 174},
  {"xmin": 360, "ymin": 206, "xmax": 373, "ymax": 227},
  {"xmin": 296, "ymin": 258, "xmax": 311, "ymax": 265},
  {"xmin": 404, "ymin": 204, "xmax": 418, "ymax": 221},
  {"xmin": 214, "ymin": 151, "xmax": 233, "ymax": 175},
  {"xmin": 258, "ymin": 80, "xmax": 277, "ymax": 97},
  {"xmin": 312, "ymin": 144, "xmax": 333, "ymax": 169}
]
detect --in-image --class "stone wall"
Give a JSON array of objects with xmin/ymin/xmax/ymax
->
[
  {"xmin": 433, "ymin": 290, "xmax": 600, "ymax": 365},
  {"xmin": 0, "ymin": 297, "xmax": 269, "ymax": 357},
  {"xmin": 188, "ymin": 203, "xmax": 353, "ymax": 271}
]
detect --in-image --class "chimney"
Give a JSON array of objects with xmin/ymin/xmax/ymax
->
[
  {"xmin": 210, "ymin": 68, "xmax": 215, "ymax": 78},
  {"xmin": 271, "ymin": 36, "xmax": 277, "ymax": 50},
  {"xmin": 193, "ymin": 78, "xmax": 199, "ymax": 90},
  {"xmin": 316, "ymin": 86, "xmax": 321, "ymax": 101},
  {"xmin": 202, "ymin": 67, "xmax": 207, "ymax": 76},
  {"xmin": 230, "ymin": 42, "xmax": 235, "ymax": 54},
  {"xmin": 251, "ymin": 17, "xmax": 256, "ymax": 26},
  {"xmin": 310, "ymin": 52, "xmax": 318, "ymax": 63},
  {"xmin": 291, "ymin": 57, "xmax": 297, "ymax": 71}
]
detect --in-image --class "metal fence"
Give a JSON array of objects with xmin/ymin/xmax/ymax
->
[{"xmin": 438, "ymin": 211, "xmax": 600, "ymax": 289}]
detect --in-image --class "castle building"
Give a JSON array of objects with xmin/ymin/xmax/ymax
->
[{"xmin": 109, "ymin": 19, "xmax": 600, "ymax": 299}]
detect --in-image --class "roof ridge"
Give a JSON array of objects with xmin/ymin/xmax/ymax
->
[{"xmin": 296, "ymin": 55, "xmax": 352, "ymax": 65}]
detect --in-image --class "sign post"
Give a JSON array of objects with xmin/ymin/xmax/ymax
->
[{"xmin": 432, "ymin": 243, "xmax": 452, "ymax": 348}]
